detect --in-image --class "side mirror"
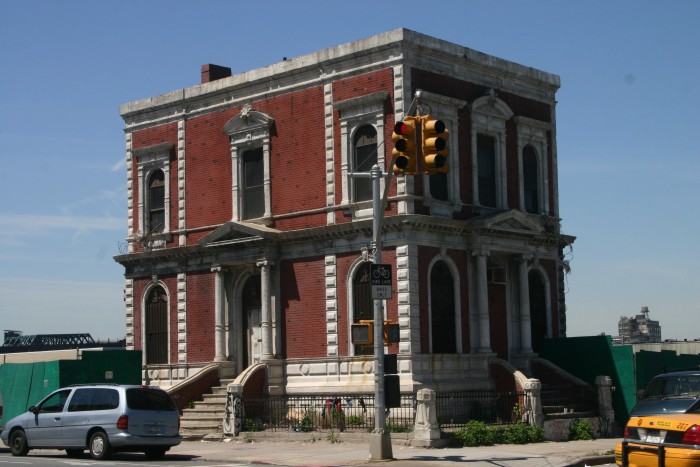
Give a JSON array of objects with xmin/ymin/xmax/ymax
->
[{"xmin": 636, "ymin": 389, "xmax": 647, "ymax": 400}]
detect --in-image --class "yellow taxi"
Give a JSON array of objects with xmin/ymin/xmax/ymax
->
[{"xmin": 616, "ymin": 410, "xmax": 700, "ymax": 466}]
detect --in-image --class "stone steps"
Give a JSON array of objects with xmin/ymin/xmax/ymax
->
[{"xmin": 179, "ymin": 379, "xmax": 234, "ymax": 440}]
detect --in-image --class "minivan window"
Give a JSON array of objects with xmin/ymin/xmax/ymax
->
[
  {"xmin": 126, "ymin": 388, "xmax": 175, "ymax": 411},
  {"xmin": 68, "ymin": 388, "xmax": 120, "ymax": 412},
  {"xmin": 38, "ymin": 390, "xmax": 71, "ymax": 413}
]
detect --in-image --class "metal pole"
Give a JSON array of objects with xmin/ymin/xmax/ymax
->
[
  {"xmin": 371, "ymin": 164, "xmax": 385, "ymax": 431},
  {"xmin": 369, "ymin": 164, "xmax": 393, "ymax": 460}
]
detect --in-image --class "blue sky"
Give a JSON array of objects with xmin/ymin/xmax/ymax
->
[{"xmin": 0, "ymin": 0, "xmax": 698, "ymax": 342}]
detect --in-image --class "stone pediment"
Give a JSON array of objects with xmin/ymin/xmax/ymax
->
[
  {"xmin": 199, "ymin": 221, "xmax": 280, "ymax": 247},
  {"xmin": 473, "ymin": 210, "xmax": 543, "ymax": 236}
]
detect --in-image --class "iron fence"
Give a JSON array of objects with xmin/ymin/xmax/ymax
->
[
  {"xmin": 435, "ymin": 391, "xmax": 527, "ymax": 428},
  {"xmin": 236, "ymin": 387, "xmax": 597, "ymax": 432},
  {"xmin": 541, "ymin": 385, "xmax": 598, "ymax": 416},
  {"xmin": 241, "ymin": 394, "xmax": 416, "ymax": 432}
]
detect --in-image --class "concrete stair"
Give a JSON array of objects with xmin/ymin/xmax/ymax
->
[{"xmin": 180, "ymin": 378, "xmax": 234, "ymax": 439}]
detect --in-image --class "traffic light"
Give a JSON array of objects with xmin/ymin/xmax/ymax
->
[
  {"xmin": 392, "ymin": 116, "xmax": 417, "ymax": 175},
  {"xmin": 421, "ymin": 115, "xmax": 449, "ymax": 174},
  {"xmin": 351, "ymin": 320, "xmax": 374, "ymax": 346}
]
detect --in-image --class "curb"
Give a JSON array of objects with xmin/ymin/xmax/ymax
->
[{"xmin": 563, "ymin": 455, "xmax": 616, "ymax": 466}]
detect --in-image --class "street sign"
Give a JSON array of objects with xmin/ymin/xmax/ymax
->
[{"xmin": 370, "ymin": 263, "xmax": 392, "ymax": 299}]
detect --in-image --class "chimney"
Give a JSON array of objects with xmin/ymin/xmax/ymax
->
[{"xmin": 201, "ymin": 64, "xmax": 232, "ymax": 84}]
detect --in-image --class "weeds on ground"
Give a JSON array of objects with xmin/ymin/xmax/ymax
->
[
  {"xmin": 569, "ymin": 419, "xmax": 596, "ymax": 441},
  {"xmin": 327, "ymin": 430, "xmax": 341, "ymax": 444},
  {"xmin": 450, "ymin": 421, "xmax": 545, "ymax": 447}
]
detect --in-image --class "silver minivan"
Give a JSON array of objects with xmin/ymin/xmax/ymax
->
[{"xmin": 0, "ymin": 384, "xmax": 181, "ymax": 460}]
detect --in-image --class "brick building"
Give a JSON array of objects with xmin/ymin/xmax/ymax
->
[{"xmin": 115, "ymin": 29, "xmax": 575, "ymax": 396}]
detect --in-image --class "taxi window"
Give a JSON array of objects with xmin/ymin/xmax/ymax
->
[{"xmin": 677, "ymin": 376, "xmax": 700, "ymax": 395}]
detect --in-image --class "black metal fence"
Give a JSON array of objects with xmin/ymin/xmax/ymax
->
[
  {"xmin": 435, "ymin": 391, "xmax": 527, "ymax": 428},
  {"xmin": 241, "ymin": 394, "xmax": 416, "ymax": 432},
  {"xmin": 541, "ymin": 385, "xmax": 598, "ymax": 416},
  {"xmin": 237, "ymin": 387, "xmax": 598, "ymax": 432}
]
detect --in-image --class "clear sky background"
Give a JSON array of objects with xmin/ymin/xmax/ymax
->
[{"xmin": 0, "ymin": 0, "xmax": 698, "ymax": 342}]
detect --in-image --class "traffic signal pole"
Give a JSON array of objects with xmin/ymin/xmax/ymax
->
[
  {"xmin": 368, "ymin": 163, "xmax": 392, "ymax": 461},
  {"xmin": 353, "ymin": 90, "xmax": 425, "ymax": 461}
]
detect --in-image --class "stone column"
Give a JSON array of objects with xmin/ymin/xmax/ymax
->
[
  {"xmin": 523, "ymin": 378, "xmax": 544, "ymax": 427},
  {"xmin": 213, "ymin": 266, "xmax": 227, "ymax": 362},
  {"xmin": 257, "ymin": 260, "xmax": 274, "ymax": 361},
  {"xmin": 474, "ymin": 248, "xmax": 492, "ymax": 353},
  {"xmin": 519, "ymin": 255, "xmax": 533, "ymax": 353},
  {"xmin": 595, "ymin": 375, "xmax": 616, "ymax": 437},
  {"xmin": 413, "ymin": 388, "xmax": 443, "ymax": 447}
]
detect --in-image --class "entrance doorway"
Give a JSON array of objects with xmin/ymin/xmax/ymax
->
[{"xmin": 242, "ymin": 275, "xmax": 262, "ymax": 366}]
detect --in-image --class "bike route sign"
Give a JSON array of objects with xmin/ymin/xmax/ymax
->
[{"xmin": 370, "ymin": 263, "xmax": 392, "ymax": 299}]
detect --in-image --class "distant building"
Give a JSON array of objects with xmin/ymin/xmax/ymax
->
[{"xmin": 615, "ymin": 306, "xmax": 662, "ymax": 344}]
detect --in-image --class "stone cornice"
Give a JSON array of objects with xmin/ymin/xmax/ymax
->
[{"xmin": 120, "ymin": 29, "xmax": 560, "ymax": 131}]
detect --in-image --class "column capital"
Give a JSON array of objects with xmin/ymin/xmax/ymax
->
[
  {"xmin": 256, "ymin": 259, "xmax": 275, "ymax": 268},
  {"xmin": 471, "ymin": 246, "xmax": 490, "ymax": 258},
  {"xmin": 211, "ymin": 265, "xmax": 223, "ymax": 273}
]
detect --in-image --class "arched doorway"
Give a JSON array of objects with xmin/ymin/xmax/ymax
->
[
  {"xmin": 352, "ymin": 262, "xmax": 373, "ymax": 356},
  {"xmin": 242, "ymin": 275, "xmax": 262, "ymax": 365},
  {"xmin": 430, "ymin": 260, "xmax": 456, "ymax": 353},
  {"xmin": 528, "ymin": 271, "xmax": 547, "ymax": 352},
  {"xmin": 145, "ymin": 285, "xmax": 168, "ymax": 364}
]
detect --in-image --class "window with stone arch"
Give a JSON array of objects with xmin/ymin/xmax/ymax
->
[
  {"xmin": 144, "ymin": 285, "xmax": 168, "ymax": 364},
  {"xmin": 224, "ymin": 106, "xmax": 274, "ymax": 224},
  {"xmin": 334, "ymin": 91, "xmax": 388, "ymax": 219},
  {"xmin": 418, "ymin": 90, "xmax": 466, "ymax": 216},
  {"xmin": 429, "ymin": 259, "xmax": 457, "ymax": 353},
  {"xmin": 522, "ymin": 145, "xmax": 539, "ymax": 213},
  {"xmin": 132, "ymin": 142, "xmax": 173, "ymax": 238},
  {"xmin": 514, "ymin": 116, "xmax": 551, "ymax": 215},
  {"xmin": 352, "ymin": 125, "xmax": 377, "ymax": 202},
  {"xmin": 148, "ymin": 169, "xmax": 165, "ymax": 232},
  {"xmin": 469, "ymin": 92, "xmax": 514, "ymax": 210},
  {"xmin": 352, "ymin": 262, "xmax": 374, "ymax": 356}
]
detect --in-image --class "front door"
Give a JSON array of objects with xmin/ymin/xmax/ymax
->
[
  {"xmin": 246, "ymin": 307, "xmax": 262, "ymax": 365},
  {"xmin": 241, "ymin": 275, "xmax": 262, "ymax": 367},
  {"xmin": 25, "ymin": 389, "xmax": 71, "ymax": 447}
]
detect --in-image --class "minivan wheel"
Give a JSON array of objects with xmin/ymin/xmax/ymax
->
[
  {"xmin": 9, "ymin": 430, "xmax": 29, "ymax": 456},
  {"xmin": 144, "ymin": 447, "xmax": 167, "ymax": 460},
  {"xmin": 89, "ymin": 431, "xmax": 112, "ymax": 460}
]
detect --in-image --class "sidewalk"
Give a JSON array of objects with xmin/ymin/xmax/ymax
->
[{"xmin": 168, "ymin": 435, "xmax": 620, "ymax": 467}]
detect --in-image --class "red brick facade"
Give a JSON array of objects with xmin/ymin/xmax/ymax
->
[{"xmin": 117, "ymin": 29, "xmax": 573, "ymax": 394}]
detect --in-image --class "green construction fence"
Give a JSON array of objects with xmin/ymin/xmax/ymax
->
[{"xmin": 0, "ymin": 350, "xmax": 141, "ymax": 428}]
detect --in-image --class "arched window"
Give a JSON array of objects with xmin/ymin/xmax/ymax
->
[
  {"xmin": 477, "ymin": 134, "xmax": 497, "ymax": 208},
  {"xmin": 148, "ymin": 170, "xmax": 165, "ymax": 233},
  {"xmin": 528, "ymin": 271, "xmax": 547, "ymax": 352},
  {"xmin": 145, "ymin": 286, "xmax": 168, "ymax": 364},
  {"xmin": 352, "ymin": 125, "xmax": 377, "ymax": 202},
  {"xmin": 352, "ymin": 262, "xmax": 373, "ymax": 356},
  {"xmin": 242, "ymin": 148, "xmax": 264, "ymax": 220},
  {"xmin": 523, "ymin": 145, "xmax": 539, "ymax": 213},
  {"xmin": 430, "ymin": 260, "xmax": 456, "ymax": 353}
]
